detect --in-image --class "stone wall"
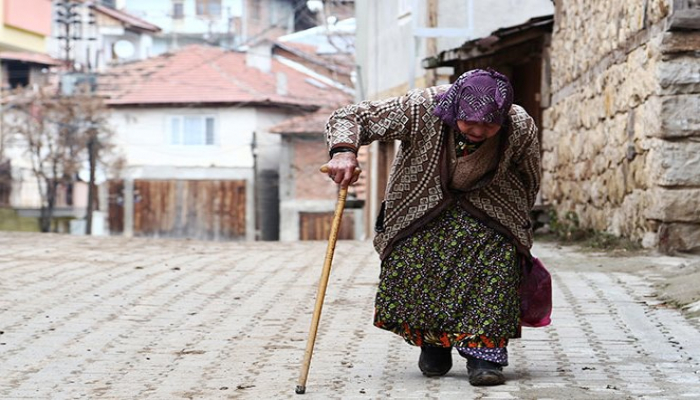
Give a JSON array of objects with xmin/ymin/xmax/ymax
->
[{"xmin": 542, "ymin": 0, "xmax": 700, "ymax": 252}]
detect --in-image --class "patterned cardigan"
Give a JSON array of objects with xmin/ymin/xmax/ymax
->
[{"xmin": 325, "ymin": 85, "xmax": 541, "ymax": 260}]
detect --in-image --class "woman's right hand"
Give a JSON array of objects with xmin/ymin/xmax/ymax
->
[{"xmin": 323, "ymin": 152, "xmax": 360, "ymax": 187}]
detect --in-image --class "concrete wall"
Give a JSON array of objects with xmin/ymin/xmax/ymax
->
[
  {"xmin": 109, "ymin": 106, "xmax": 289, "ymax": 169},
  {"xmin": 111, "ymin": 107, "xmax": 251, "ymax": 168},
  {"xmin": 542, "ymin": 0, "xmax": 700, "ymax": 252}
]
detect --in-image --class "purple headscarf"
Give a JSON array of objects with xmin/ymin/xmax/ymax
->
[{"xmin": 433, "ymin": 69, "xmax": 514, "ymax": 128}]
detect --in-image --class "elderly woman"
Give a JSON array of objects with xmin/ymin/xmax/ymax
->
[{"xmin": 324, "ymin": 69, "xmax": 540, "ymax": 386}]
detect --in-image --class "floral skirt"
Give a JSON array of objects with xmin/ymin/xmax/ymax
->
[{"xmin": 374, "ymin": 204, "xmax": 521, "ymax": 349}]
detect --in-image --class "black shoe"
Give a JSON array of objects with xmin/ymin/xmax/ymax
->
[
  {"xmin": 418, "ymin": 346, "xmax": 453, "ymax": 377},
  {"xmin": 466, "ymin": 356, "xmax": 505, "ymax": 386}
]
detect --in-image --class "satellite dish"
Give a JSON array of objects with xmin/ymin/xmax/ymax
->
[{"xmin": 113, "ymin": 40, "xmax": 135, "ymax": 59}]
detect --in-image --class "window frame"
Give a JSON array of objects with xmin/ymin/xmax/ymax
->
[
  {"xmin": 168, "ymin": 115, "xmax": 219, "ymax": 147},
  {"xmin": 195, "ymin": 0, "xmax": 222, "ymax": 17},
  {"xmin": 172, "ymin": 1, "xmax": 185, "ymax": 19}
]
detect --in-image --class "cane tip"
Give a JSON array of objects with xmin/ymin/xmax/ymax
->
[{"xmin": 295, "ymin": 385, "xmax": 306, "ymax": 394}]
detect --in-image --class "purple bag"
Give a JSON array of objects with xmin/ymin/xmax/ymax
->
[{"xmin": 520, "ymin": 256, "xmax": 552, "ymax": 328}]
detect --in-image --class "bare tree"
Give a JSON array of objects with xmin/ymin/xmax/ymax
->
[
  {"xmin": 73, "ymin": 87, "xmax": 116, "ymax": 234},
  {"xmin": 3, "ymin": 84, "xmax": 115, "ymax": 232}
]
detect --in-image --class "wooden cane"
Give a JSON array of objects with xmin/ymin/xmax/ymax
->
[{"xmin": 295, "ymin": 166, "xmax": 360, "ymax": 395}]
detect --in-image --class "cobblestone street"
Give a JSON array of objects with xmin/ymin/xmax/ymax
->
[{"xmin": 1, "ymin": 232, "xmax": 699, "ymax": 399}]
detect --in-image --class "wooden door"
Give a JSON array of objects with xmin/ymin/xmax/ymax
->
[{"xmin": 299, "ymin": 211, "xmax": 355, "ymax": 240}]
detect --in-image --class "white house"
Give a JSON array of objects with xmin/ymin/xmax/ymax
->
[{"xmin": 98, "ymin": 43, "xmax": 347, "ymax": 241}]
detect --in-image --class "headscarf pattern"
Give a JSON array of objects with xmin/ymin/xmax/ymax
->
[{"xmin": 433, "ymin": 69, "xmax": 514, "ymax": 128}]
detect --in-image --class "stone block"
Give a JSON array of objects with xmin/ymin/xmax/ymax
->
[
  {"xmin": 648, "ymin": 140, "xmax": 700, "ymax": 186},
  {"xmin": 658, "ymin": 222, "xmax": 700, "ymax": 253},
  {"xmin": 634, "ymin": 97, "xmax": 663, "ymax": 138},
  {"xmin": 557, "ymin": 136, "xmax": 574, "ymax": 165},
  {"xmin": 541, "ymin": 128, "xmax": 559, "ymax": 152},
  {"xmin": 590, "ymin": 176, "xmax": 606, "ymax": 207},
  {"xmin": 629, "ymin": 154, "xmax": 651, "ymax": 189},
  {"xmin": 571, "ymin": 131, "xmax": 586, "ymax": 161},
  {"xmin": 592, "ymin": 153, "xmax": 610, "ymax": 175},
  {"xmin": 661, "ymin": 31, "xmax": 700, "ymax": 55},
  {"xmin": 658, "ymin": 57, "xmax": 700, "ymax": 94},
  {"xmin": 608, "ymin": 165, "xmax": 627, "ymax": 205},
  {"xmin": 660, "ymin": 95, "xmax": 700, "ymax": 137},
  {"xmin": 648, "ymin": 0, "xmax": 672, "ymax": 24},
  {"xmin": 541, "ymin": 150, "xmax": 558, "ymax": 172},
  {"xmin": 646, "ymin": 188, "xmax": 700, "ymax": 222},
  {"xmin": 602, "ymin": 140, "xmax": 626, "ymax": 165}
]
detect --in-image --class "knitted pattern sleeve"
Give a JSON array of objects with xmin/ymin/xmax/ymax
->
[
  {"xmin": 514, "ymin": 117, "xmax": 541, "ymax": 210},
  {"xmin": 325, "ymin": 88, "xmax": 440, "ymax": 152}
]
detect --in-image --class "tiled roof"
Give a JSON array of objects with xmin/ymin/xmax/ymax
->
[
  {"xmin": 273, "ymin": 41, "xmax": 354, "ymax": 77},
  {"xmin": 92, "ymin": 4, "xmax": 161, "ymax": 33},
  {"xmin": 0, "ymin": 52, "xmax": 60, "ymax": 66},
  {"xmin": 269, "ymin": 104, "xmax": 349, "ymax": 135},
  {"xmin": 98, "ymin": 44, "xmax": 348, "ymax": 108}
]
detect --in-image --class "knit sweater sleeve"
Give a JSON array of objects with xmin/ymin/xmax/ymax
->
[
  {"xmin": 325, "ymin": 88, "xmax": 434, "ymax": 152},
  {"xmin": 515, "ymin": 117, "xmax": 541, "ymax": 210}
]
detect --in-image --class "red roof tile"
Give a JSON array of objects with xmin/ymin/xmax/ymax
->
[
  {"xmin": 269, "ymin": 104, "xmax": 350, "ymax": 135},
  {"xmin": 99, "ymin": 44, "xmax": 347, "ymax": 108}
]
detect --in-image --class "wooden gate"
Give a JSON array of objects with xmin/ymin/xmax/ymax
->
[
  {"xmin": 108, "ymin": 180, "xmax": 125, "ymax": 233},
  {"xmin": 109, "ymin": 179, "xmax": 246, "ymax": 240},
  {"xmin": 299, "ymin": 211, "xmax": 355, "ymax": 241}
]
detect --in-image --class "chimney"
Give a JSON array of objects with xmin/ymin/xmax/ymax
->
[{"xmin": 246, "ymin": 42, "xmax": 272, "ymax": 73}]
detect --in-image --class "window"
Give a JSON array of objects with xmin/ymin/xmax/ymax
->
[
  {"xmin": 6, "ymin": 61, "xmax": 30, "ymax": 88},
  {"xmin": 172, "ymin": 1, "xmax": 184, "ymax": 19},
  {"xmin": 196, "ymin": 0, "xmax": 222, "ymax": 17},
  {"xmin": 170, "ymin": 116, "xmax": 217, "ymax": 146}
]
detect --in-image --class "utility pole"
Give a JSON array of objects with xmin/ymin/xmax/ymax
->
[
  {"xmin": 85, "ymin": 129, "xmax": 97, "ymax": 234},
  {"xmin": 55, "ymin": 0, "xmax": 100, "ymax": 235},
  {"xmin": 55, "ymin": 0, "xmax": 83, "ymax": 71}
]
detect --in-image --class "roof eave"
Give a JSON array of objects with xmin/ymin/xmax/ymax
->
[{"xmin": 422, "ymin": 15, "xmax": 553, "ymax": 69}]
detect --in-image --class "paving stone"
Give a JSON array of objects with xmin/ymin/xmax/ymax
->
[{"xmin": 1, "ymin": 233, "xmax": 700, "ymax": 399}]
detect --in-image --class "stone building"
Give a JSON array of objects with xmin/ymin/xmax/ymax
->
[{"xmin": 542, "ymin": 0, "xmax": 700, "ymax": 252}]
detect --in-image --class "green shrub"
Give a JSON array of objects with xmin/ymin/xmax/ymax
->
[{"xmin": 543, "ymin": 210, "xmax": 641, "ymax": 251}]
